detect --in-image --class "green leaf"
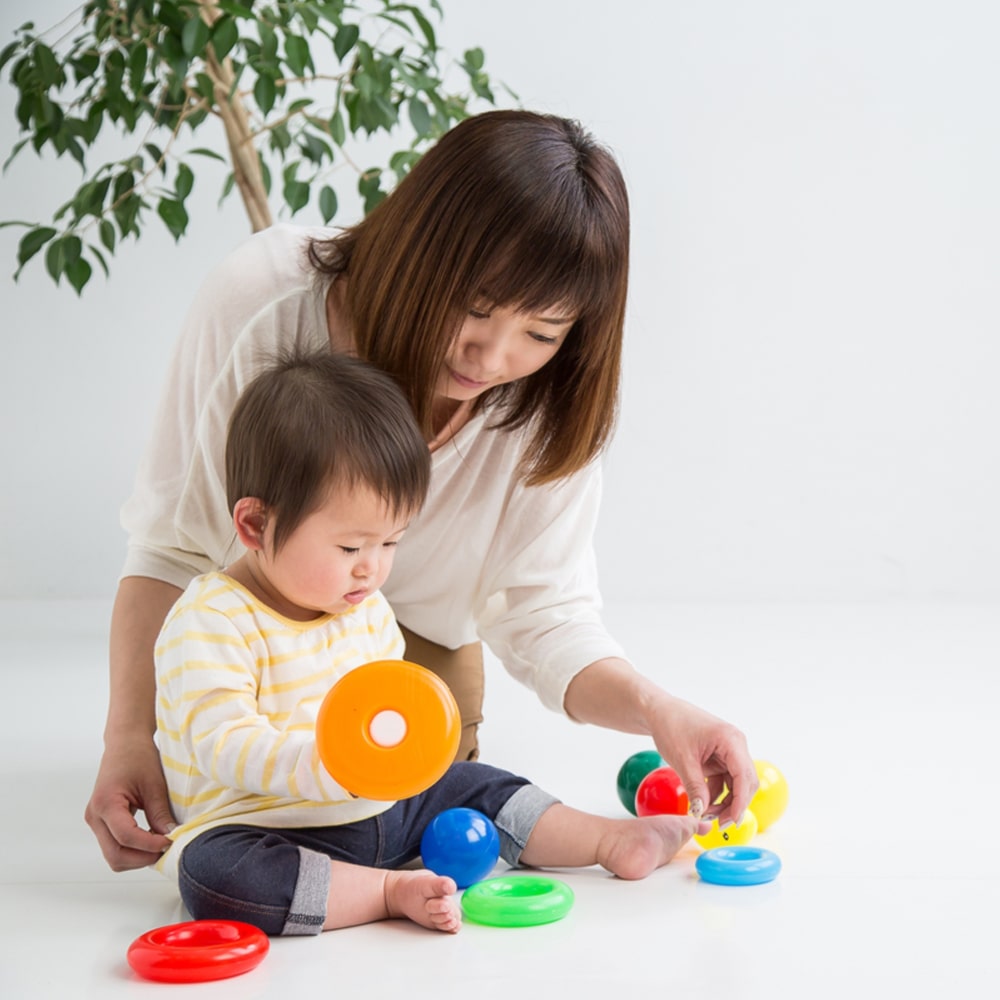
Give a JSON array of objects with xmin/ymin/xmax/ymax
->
[
  {"xmin": 258, "ymin": 22, "xmax": 278, "ymax": 63},
  {"xmin": 269, "ymin": 122, "xmax": 292, "ymax": 153},
  {"xmin": 283, "ymin": 178, "xmax": 310, "ymax": 215},
  {"xmin": 216, "ymin": 0, "xmax": 255, "ymax": 18},
  {"xmin": 329, "ymin": 108, "xmax": 346, "ymax": 146},
  {"xmin": 254, "ymin": 74, "xmax": 276, "ymax": 115},
  {"xmin": 333, "ymin": 23, "xmax": 360, "ymax": 62},
  {"xmin": 128, "ymin": 42, "xmax": 148, "ymax": 89},
  {"xmin": 72, "ymin": 50, "xmax": 100, "ymax": 86},
  {"xmin": 65, "ymin": 255, "xmax": 93, "ymax": 294},
  {"xmin": 408, "ymin": 96, "xmax": 431, "ymax": 137},
  {"xmin": 211, "ymin": 16, "xmax": 239, "ymax": 61},
  {"xmin": 407, "ymin": 6, "xmax": 438, "ymax": 50},
  {"xmin": 112, "ymin": 171, "xmax": 135, "ymax": 204},
  {"xmin": 358, "ymin": 170, "xmax": 385, "ymax": 214},
  {"xmin": 285, "ymin": 34, "xmax": 310, "ymax": 77},
  {"xmin": 464, "ymin": 47, "xmax": 485, "ymax": 72},
  {"xmin": 175, "ymin": 162, "xmax": 194, "ymax": 200},
  {"xmin": 0, "ymin": 40, "xmax": 20, "ymax": 74},
  {"xmin": 3, "ymin": 138, "xmax": 29, "ymax": 173},
  {"xmin": 194, "ymin": 72, "xmax": 216, "ymax": 102},
  {"xmin": 157, "ymin": 197, "xmax": 189, "ymax": 240},
  {"xmin": 181, "ymin": 17, "xmax": 211, "ymax": 59},
  {"xmin": 45, "ymin": 235, "xmax": 82, "ymax": 285},
  {"xmin": 299, "ymin": 132, "xmax": 331, "ymax": 165},
  {"xmin": 219, "ymin": 171, "xmax": 236, "ymax": 205},
  {"xmin": 319, "ymin": 184, "xmax": 338, "ymax": 224},
  {"xmin": 72, "ymin": 177, "xmax": 110, "ymax": 220},
  {"xmin": 144, "ymin": 143, "xmax": 166, "ymax": 174},
  {"xmin": 99, "ymin": 219, "xmax": 116, "ymax": 253},
  {"xmin": 189, "ymin": 147, "xmax": 227, "ymax": 163},
  {"xmin": 16, "ymin": 227, "xmax": 57, "ymax": 269},
  {"xmin": 33, "ymin": 43, "xmax": 63, "ymax": 88},
  {"xmin": 389, "ymin": 149, "xmax": 420, "ymax": 179},
  {"xmin": 87, "ymin": 243, "xmax": 110, "ymax": 278}
]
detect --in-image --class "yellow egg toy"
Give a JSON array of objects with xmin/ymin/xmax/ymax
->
[
  {"xmin": 750, "ymin": 760, "xmax": 789, "ymax": 832},
  {"xmin": 694, "ymin": 808, "xmax": 758, "ymax": 850}
]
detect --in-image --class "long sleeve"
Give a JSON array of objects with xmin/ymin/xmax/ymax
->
[
  {"xmin": 156, "ymin": 609, "xmax": 357, "ymax": 806},
  {"xmin": 474, "ymin": 461, "xmax": 627, "ymax": 713},
  {"xmin": 386, "ymin": 419, "xmax": 628, "ymax": 715}
]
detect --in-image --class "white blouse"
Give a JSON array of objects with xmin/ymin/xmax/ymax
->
[{"xmin": 121, "ymin": 224, "xmax": 626, "ymax": 715}]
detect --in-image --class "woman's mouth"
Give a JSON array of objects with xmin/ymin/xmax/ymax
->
[{"xmin": 448, "ymin": 367, "xmax": 490, "ymax": 390}]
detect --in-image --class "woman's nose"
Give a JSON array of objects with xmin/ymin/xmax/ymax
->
[{"xmin": 464, "ymin": 325, "xmax": 506, "ymax": 370}]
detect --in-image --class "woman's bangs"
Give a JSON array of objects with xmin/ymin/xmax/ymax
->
[{"xmin": 477, "ymin": 225, "xmax": 620, "ymax": 320}]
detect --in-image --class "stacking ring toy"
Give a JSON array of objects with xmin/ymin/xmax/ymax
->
[
  {"xmin": 461, "ymin": 876, "xmax": 574, "ymax": 927},
  {"xmin": 316, "ymin": 659, "xmax": 460, "ymax": 800},
  {"xmin": 695, "ymin": 846, "xmax": 782, "ymax": 886},
  {"xmin": 126, "ymin": 920, "xmax": 269, "ymax": 983}
]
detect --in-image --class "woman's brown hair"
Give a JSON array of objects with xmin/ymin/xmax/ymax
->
[{"xmin": 309, "ymin": 110, "xmax": 630, "ymax": 487}]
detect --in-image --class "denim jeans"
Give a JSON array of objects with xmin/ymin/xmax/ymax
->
[{"xmin": 178, "ymin": 761, "xmax": 559, "ymax": 936}]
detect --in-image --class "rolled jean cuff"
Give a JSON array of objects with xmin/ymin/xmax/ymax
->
[
  {"xmin": 281, "ymin": 846, "xmax": 331, "ymax": 936},
  {"xmin": 494, "ymin": 784, "xmax": 561, "ymax": 866}
]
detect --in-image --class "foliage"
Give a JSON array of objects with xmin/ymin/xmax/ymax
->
[{"xmin": 0, "ymin": 0, "xmax": 505, "ymax": 293}]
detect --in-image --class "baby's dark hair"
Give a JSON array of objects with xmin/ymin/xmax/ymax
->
[{"xmin": 226, "ymin": 349, "xmax": 431, "ymax": 552}]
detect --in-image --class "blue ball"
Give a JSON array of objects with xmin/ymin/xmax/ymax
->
[{"xmin": 420, "ymin": 807, "xmax": 500, "ymax": 889}]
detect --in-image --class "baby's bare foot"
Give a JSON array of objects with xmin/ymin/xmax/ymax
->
[
  {"xmin": 384, "ymin": 870, "xmax": 461, "ymax": 933},
  {"xmin": 597, "ymin": 815, "xmax": 702, "ymax": 880}
]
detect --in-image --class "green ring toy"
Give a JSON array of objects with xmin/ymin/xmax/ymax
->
[{"xmin": 461, "ymin": 876, "xmax": 574, "ymax": 927}]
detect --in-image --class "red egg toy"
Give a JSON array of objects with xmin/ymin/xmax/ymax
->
[{"xmin": 635, "ymin": 766, "xmax": 689, "ymax": 817}]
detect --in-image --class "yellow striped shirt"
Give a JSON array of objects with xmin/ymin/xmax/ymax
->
[{"xmin": 154, "ymin": 572, "xmax": 401, "ymax": 878}]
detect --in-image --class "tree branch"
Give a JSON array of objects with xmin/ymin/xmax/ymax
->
[{"xmin": 197, "ymin": 0, "xmax": 272, "ymax": 232}]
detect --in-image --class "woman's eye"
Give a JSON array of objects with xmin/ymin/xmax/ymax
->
[
  {"xmin": 529, "ymin": 332, "xmax": 558, "ymax": 345},
  {"xmin": 468, "ymin": 308, "xmax": 490, "ymax": 319}
]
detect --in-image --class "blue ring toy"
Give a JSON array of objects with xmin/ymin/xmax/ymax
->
[{"xmin": 696, "ymin": 846, "xmax": 782, "ymax": 886}]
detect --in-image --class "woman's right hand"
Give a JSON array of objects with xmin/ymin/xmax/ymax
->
[
  {"xmin": 87, "ymin": 576, "xmax": 184, "ymax": 870},
  {"xmin": 84, "ymin": 734, "xmax": 175, "ymax": 871}
]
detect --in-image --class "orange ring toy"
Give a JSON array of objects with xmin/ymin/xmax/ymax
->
[
  {"xmin": 126, "ymin": 920, "xmax": 269, "ymax": 983},
  {"xmin": 316, "ymin": 659, "xmax": 460, "ymax": 800}
]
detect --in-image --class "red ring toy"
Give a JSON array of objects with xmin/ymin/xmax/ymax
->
[{"xmin": 127, "ymin": 920, "xmax": 269, "ymax": 983}]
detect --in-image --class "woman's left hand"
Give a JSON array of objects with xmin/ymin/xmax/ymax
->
[
  {"xmin": 564, "ymin": 657, "xmax": 758, "ymax": 827},
  {"xmin": 646, "ymin": 693, "xmax": 758, "ymax": 827}
]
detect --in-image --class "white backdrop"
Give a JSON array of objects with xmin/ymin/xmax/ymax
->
[{"xmin": 2, "ymin": 0, "xmax": 998, "ymax": 602}]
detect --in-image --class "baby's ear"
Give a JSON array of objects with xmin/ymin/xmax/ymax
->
[{"xmin": 233, "ymin": 497, "xmax": 269, "ymax": 550}]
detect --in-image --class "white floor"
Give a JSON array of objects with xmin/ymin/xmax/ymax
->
[{"xmin": 1, "ymin": 600, "xmax": 996, "ymax": 998}]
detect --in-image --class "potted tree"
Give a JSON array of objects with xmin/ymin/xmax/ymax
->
[{"xmin": 1, "ymin": 0, "xmax": 506, "ymax": 293}]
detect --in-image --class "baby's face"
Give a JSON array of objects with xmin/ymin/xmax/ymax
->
[{"xmin": 258, "ymin": 485, "xmax": 410, "ymax": 620}]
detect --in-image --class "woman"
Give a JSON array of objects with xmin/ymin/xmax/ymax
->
[{"xmin": 86, "ymin": 110, "xmax": 756, "ymax": 871}]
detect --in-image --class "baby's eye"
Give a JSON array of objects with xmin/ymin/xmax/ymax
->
[
  {"xmin": 339, "ymin": 546, "xmax": 360, "ymax": 555},
  {"xmin": 382, "ymin": 540, "xmax": 399, "ymax": 549}
]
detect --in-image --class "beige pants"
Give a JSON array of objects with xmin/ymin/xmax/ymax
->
[{"xmin": 398, "ymin": 623, "xmax": 484, "ymax": 761}]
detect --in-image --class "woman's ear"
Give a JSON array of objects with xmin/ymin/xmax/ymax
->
[{"xmin": 233, "ymin": 497, "xmax": 269, "ymax": 551}]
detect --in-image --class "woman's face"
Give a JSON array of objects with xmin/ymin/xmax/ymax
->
[{"xmin": 434, "ymin": 303, "xmax": 576, "ymax": 403}]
